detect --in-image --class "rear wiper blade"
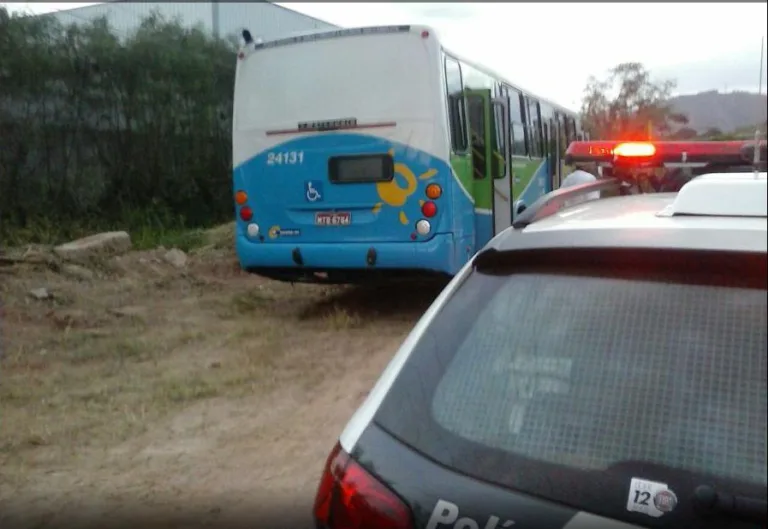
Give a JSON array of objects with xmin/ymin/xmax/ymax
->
[{"xmin": 693, "ymin": 484, "xmax": 767, "ymax": 524}]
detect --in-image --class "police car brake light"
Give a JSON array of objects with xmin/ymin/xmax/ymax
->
[{"xmin": 314, "ymin": 443, "xmax": 413, "ymax": 529}]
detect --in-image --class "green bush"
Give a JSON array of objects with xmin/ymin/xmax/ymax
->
[{"xmin": 0, "ymin": 7, "xmax": 236, "ymax": 247}]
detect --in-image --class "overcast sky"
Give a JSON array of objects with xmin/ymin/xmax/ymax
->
[{"xmin": 5, "ymin": 2, "xmax": 767, "ymax": 109}]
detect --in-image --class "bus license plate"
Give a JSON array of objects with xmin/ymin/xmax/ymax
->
[{"xmin": 315, "ymin": 212, "xmax": 351, "ymax": 226}]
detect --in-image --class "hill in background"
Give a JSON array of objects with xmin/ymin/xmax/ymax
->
[{"xmin": 669, "ymin": 90, "xmax": 767, "ymax": 134}]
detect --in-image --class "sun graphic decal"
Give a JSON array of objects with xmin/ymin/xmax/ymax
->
[{"xmin": 373, "ymin": 148, "xmax": 437, "ymax": 225}]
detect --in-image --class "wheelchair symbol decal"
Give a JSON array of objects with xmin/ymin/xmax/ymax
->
[{"xmin": 305, "ymin": 180, "xmax": 323, "ymax": 203}]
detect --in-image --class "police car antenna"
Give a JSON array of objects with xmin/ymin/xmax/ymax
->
[{"xmin": 754, "ymin": 36, "xmax": 765, "ymax": 176}]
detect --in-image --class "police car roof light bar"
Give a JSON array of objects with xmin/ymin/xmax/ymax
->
[
  {"xmin": 565, "ymin": 140, "xmax": 766, "ymax": 168},
  {"xmin": 512, "ymin": 178, "xmax": 622, "ymax": 230}
]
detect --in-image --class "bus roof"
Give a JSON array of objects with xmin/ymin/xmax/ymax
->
[
  {"xmin": 248, "ymin": 24, "xmax": 418, "ymax": 51},
  {"xmin": 241, "ymin": 23, "xmax": 579, "ymax": 118}
]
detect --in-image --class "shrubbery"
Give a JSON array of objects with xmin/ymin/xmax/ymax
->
[{"xmin": 1, "ymin": 7, "xmax": 236, "ymax": 246}]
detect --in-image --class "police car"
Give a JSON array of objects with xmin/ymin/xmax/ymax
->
[{"xmin": 313, "ymin": 140, "xmax": 767, "ymax": 529}]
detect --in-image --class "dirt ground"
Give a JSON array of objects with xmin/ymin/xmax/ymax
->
[{"xmin": 0, "ymin": 226, "xmax": 445, "ymax": 528}]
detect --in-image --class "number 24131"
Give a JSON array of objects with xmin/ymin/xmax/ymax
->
[{"xmin": 266, "ymin": 151, "xmax": 304, "ymax": 165}]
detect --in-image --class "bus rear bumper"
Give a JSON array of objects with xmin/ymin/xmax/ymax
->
[{"xmin": 236, "ymin": 233, "xmax": 457, "ymax": 280}]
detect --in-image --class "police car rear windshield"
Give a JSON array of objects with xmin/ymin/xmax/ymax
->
[{"xmin": 373, "ymin": 248, "xmax": 767, "ymax": 525}]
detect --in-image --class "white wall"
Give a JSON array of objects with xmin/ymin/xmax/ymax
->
[
  {"xmin": 41, "ymin": 1, "xmax": 339, "ymax": 41},
  {"xmin": 42, "ymin": 2, "xmax": 215, "ymax": 37},
  {"xmin": 217, "ymin": 3, "xmax": 337, "ymax": 42}
]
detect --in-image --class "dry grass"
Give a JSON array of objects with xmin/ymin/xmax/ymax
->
[{"xmin": 0, "ymin": 227, "xmax": 445, "ymax": 508}]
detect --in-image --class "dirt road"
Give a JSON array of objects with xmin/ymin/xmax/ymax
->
[{"xmin": 0, "ymin": 232, "xmax": 444, "ymax": 528}]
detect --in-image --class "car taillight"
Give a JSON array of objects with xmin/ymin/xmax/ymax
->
[{"xmin": 314, "ymin": 443, "xmax": 413, "ymax": 529}]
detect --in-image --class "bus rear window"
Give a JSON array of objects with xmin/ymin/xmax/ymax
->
[
  {"xmin": 374, "ymin": 251, "xmax": 767, "ymax": 523},
  {"xmin": 234, "ymin": 32, "xmax": 434, "ymax": 132},
  {"xmin": 329, "ymin": 153, "xmax": 394, "ymax": 184}
]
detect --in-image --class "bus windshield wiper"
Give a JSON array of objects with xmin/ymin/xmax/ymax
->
[{"xmin": 692, "ymin": 484, "xmax": 768, "ymax": 524}]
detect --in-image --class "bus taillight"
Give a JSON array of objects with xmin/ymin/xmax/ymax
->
[
  {"xmin": 235, "ymin": 190, "xmax": 248, "ymax": 205},
  {"xmin": 421, "ymin": 201, "xmax": 437, "ymax": 218},
  {"xmin": 240, "ymin": 206, "xmax": 253, "ymax": 221},
  {"xmin": 425, "ymin": 184, "xmax": 442, "ymax": 200}
]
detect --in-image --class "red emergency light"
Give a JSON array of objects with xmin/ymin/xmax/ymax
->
[{"xmin": 565, "ymin": 140, "xmax": 766, "ymax": 168}]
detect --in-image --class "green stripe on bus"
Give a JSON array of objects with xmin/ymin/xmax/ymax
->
[
  {"xmin": 511, "ymin": 158, "xmax": 543, "ymax": 197},
  {"xmin": 451, "ymin": 155, "xmax": 546, "ymax": 210},
  {"xmin": 450, "ymin": 153, "xmax": 474, "ymax": 202}
]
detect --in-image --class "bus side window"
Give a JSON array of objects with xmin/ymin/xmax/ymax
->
[
  {"xmin": 495, "ymin": 85, "xmax": 508, "ymax": 164},
  {"xmin": 539, "ymin": 102, "xmax": 555, "ymax": 157},
  {"xmin": 491, "ymin": 99, "xmax": 507, "ymax": 179},
  {"xmin": 444, "ymin": 56, "xmax": 468, "ymax": 153},
  {"xmin": 466, "ymin": 94, "xmax": 487, "ymax": 179},
  {"xmin": 559, "ymin": 115, "xmax": 568, "ymax": 156},
  {"xmin": 566, "ymin": 117, "xmax": 577, "ymax": 145},
  {"xmin": 575, "ymin": 118, "xmax": 587, "ymax": 141},
  {"xmin": 507, "ymin": 87, "xmax": 527, "ymax": 156},
  {"xmin": 527, "ymin": 97, "xmax": 543, "ymax": 158}
]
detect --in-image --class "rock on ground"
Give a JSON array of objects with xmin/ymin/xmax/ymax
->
[
  {"xmin": 28, "ymin": 287, "xmax": 52, "ymax": 300},
  {"xmin": 54, "ymin": 231, "xmax": 132, "ymax": 263},
  {"xmin": 163, "ymin": 248, "xmax": 188, "ymax": 269},
  {"xmin": 60, "ymin": 263, "xmax": 96, "ymax": 281}
]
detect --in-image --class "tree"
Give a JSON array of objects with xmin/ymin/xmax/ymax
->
[
  {"xmin": 699, "ymin": 123, "xmax": 767, "ymax": 141},
  {"xmin": 701, "ymin": 127, "xmax": 724, "ymax": 139},
  {"xmin": 0, "ymin": 7, "xmax": 238, "ymax": 244},
  {"xmin": 670, "ymin": 127, "xmax": 698, "ymax": 140},
  {"xmin": 580, "ymin": 62, "xmax": 688, "ymax": 140}
]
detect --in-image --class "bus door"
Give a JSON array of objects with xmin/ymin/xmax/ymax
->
[
  {"xmin": 465, "ymin": 89, "xmax": 512, "ymax": 236},
  {"xmin": 491, "ymin": 97, "xmax": 513, "ymax": 233},
  {"xmin": 541, "ymin": 121, "xmax": 551, "ymax": 192},
  {"xmin": 550, "ymin": 117, "xmax": 561, "ymax": 190}
]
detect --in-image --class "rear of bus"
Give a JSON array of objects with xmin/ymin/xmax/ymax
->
[{"xmin": 232, "ymin": 25, "xmax": 462, "ymax": 283}]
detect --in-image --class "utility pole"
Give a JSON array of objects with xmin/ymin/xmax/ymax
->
[
  {"xmin": 212, "ymin": 0, "xmax": 220, "ymax": 39},
  {"xmin": 753, "ymin": 36, "xmax": 764, "ymax": 175}
]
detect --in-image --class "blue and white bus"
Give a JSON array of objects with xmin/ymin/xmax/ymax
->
[{"xmin": 232, "ymin": 25, "xmax": 584, "ymax": 283}]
